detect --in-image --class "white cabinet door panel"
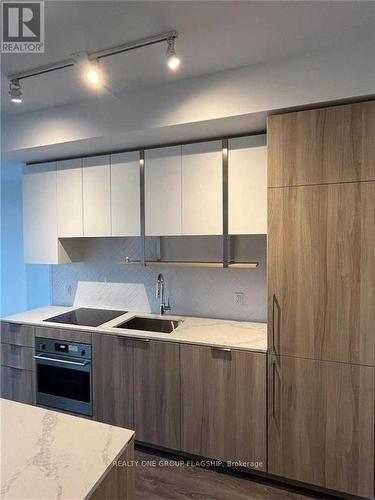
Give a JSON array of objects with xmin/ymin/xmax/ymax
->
[
  {"xmin": 57, "ymin": 158, "xmax": 83, "ymax": 237},
  {"xmin": 182, "ymin": 141, "xmax": 222, "ymax": 235},
  {"xmin": 82, "ymin": 155, "xmax": 111, "ymax": 237},
  {"xmin": 23, "ymin": 162, "xmax": 58, "ymax": 264},
  {"xmin": 145, "ymin": 146, "xmax": 182, "ymax": 236},
  {"xmin": 229, "ymin": 135, "xmax": 267, "ymax": 235},
  {"xmin": 111, "ymin": 152, "xmax": 140, "ymax": 236}
]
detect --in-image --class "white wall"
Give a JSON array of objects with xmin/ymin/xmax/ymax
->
[{"xmin": 4, "ymin": 42, "xmax": 374, "ymax": 162}]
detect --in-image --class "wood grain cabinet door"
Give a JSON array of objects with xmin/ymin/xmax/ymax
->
[
  {"xmin": 133, "ymin": 340, "xmax": 180, "ymax": 449},
  {"xmin": 1, "ymin": 366, "xmax": 35, "ymax": 405},
  {"xmin": 181, "ymin": 345, "xmax": 266, "ymax": 470},
  {"xmin": 268, "ymin": 101, "xmax": 375, "ymax": 187},
  {"xmin": 268, "ymin": 355, "xmax": 374, "ymax": 498},
  {"xmin": 93, "ymin": 334, "xmax": 134, "ymax": 429},
  {"xmin": 268, "ymin": 181, "xmax": 375, "ymax": 365}
]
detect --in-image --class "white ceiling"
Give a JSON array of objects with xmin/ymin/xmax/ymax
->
[{"xmin": 2, "ymin": 0, "xmax": 374, "ymax": 116}]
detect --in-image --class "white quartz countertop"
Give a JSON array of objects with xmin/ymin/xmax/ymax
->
[
  {"xmin": 2, "ymin": 306, "xmax": 267, "ymax": 352},
  {"xmin": 0, "ymin": 399, "xmax": 134, "ymax": 500}
]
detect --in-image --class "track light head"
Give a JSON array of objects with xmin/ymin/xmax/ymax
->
[
  {"xmin": 9, "ymin": 79, "xmax": 23, "ymax": 103},
  {"xmin": 166, "ymin": 37, "xmax": 180, "ymax": 71},
  {"xmin": 85, "ymin": 60, "xmax": 102, "ymax": 88},
  {"xmin": 72, "ymin": 52, "xmax": 103, "ymax": 89}
]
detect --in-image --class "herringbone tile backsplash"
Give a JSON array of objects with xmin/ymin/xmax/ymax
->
[{"xmin": 52, "ymin": 235, "xmax": 266, "ymax": 322}]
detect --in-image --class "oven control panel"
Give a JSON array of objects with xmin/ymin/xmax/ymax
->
[{"xmin": 35, "ymin": 337, "xmax": 92, "ymax": 359}]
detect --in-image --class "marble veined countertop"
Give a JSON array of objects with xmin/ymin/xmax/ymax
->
[
  {"xmin": 2, "ymin": 306, "xmax": 267, "ymax": 352},
  {"xmin": 1, "ymin": 398, "xmax": 134, "ymax": 500}
]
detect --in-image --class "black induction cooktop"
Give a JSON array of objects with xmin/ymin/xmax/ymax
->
[{"xmin": 44, "ymin": 308, "xmax": 127, "ymax": 327}]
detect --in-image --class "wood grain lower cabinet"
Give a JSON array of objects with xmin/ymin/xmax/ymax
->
[
  {"xmin": 181, "ymin": 345, "xmax": 266, "ymax": 470},
  {"xmin": 1, "ymin": 322, "xmax": 34, "ymax": 347},
  {"xmin": 92, "ymin": 334, "xmax": 133, "ymax": 429},
  {"xmin": 35, "ymin": 326, "xmax": 91, "ymax": 344},
  {"xmin": 1, "ymin": 366, "xmax": 35, "ymax": 405},
  {"xmin": 133, "ymin": 340, "xmax": 180, "ymax": 449},
  {"xmin": 268, "ymin": 355, "xmax": 374, "ymax": 498},
  {"xmin": 1, "ymin": 344, "xmax": 34, "ymax": 371}
]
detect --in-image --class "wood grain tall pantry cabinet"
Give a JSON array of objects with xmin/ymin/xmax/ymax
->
[{"xmin": 267, "ymin": 100, "xmax": 375, "ymax": 499}]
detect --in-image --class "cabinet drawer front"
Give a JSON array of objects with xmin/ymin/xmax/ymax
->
[
  {"xmin": 1, "ymin": 344, "xmax": 35, "ymax": 371},
  {"xmin": 0, "ymin": 322, "xmax": 34, "ymax": 347},
  {"xmin": 35, "ymin": 326, "xmax": 92, "ymax": 344},
  {"xmin": 1, "ymin": 366, "xmax": 35, "ymax": 405}
]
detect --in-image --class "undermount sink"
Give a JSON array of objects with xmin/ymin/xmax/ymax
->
[{"xmin": 114, "ymin": 316, "xmax": 183, "ymax": 334}]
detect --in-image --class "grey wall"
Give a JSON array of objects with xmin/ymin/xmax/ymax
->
[{"xmin": 52, "ymin": 235, "xmax": 267, "ymax": 322}]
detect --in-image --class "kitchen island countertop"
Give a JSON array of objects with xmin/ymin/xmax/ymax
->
[{"xmin": 0, "ymin": 398, "xmax": 134, "ymax": 500}]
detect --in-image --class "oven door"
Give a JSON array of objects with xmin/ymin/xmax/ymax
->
[{"xmin": 34, "ymin": 353, "xmax": 92, "ymax": 416}]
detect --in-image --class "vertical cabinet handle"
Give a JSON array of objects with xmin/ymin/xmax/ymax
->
[
  {"xmin": 272, "ymin": 294, "xmax": 280, "ymax": 355},
  {"xmin": 271, "ymin": 359, "xmax": 280, "ymax": 428},
  {"xmin": 272, "ymin": 360, "xmax": 276, "ymax": 419}
]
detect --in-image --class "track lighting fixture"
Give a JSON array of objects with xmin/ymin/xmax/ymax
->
[
  {"xmin": 166, "ymin": 37, "xmax": 180, "ymax": 71},
  {"xmin": 8, "ymin": 30, "xmax": 179, "ymax": 103},
  {"xmin": 86, "ymin": 63, "xmax": 101, "ymax": 86},
  {"xmin": 9, "ymin": 79, "xmax": 22, "ymax": 103},
  {"xmin": 72, "ymin": 52, "xmax": 103, "ymax": 89}
]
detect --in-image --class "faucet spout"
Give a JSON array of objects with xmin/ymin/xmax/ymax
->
[{"xmin": 156, "ymin": 273, "xmax": 171, "ymax": 315}]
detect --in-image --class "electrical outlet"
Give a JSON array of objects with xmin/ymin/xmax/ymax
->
[
  {"xmin": 65, "ymin": 285, "xmax": 72, "ymax": 297},
  {"xmin": 234, "ymin": 292, "xmax": 245, "ymax": 306}
]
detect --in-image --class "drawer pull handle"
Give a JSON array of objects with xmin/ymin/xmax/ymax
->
[
  {"xmin": 133, "ymin": 338, "xmax": 150, "ymax": 343},
  {"xmin": 211, "ymin": 347, "xmax": 231, "ymax": 352}
]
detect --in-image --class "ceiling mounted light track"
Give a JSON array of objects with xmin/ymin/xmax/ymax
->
[{"xmin": 8, "ymin": 30, "xmax": 180, "ymax": 103}]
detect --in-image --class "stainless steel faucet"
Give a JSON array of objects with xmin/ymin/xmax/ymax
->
[{"xmin": 156, "ymin": 273, "xmax": 171, "ymax": 315}]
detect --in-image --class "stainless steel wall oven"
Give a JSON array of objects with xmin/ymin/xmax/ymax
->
[{"xmin": 34, "ymin": 337, "xmax": 92, "ymax": 416}]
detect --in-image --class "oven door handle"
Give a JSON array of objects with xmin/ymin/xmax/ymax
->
[{"xmin": 33, "ymin": 355, "xmax": 90, "ymax": 367}]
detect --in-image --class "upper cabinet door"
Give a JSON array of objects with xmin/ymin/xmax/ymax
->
[
  {"xmin": 23, "ymin": 162, "xmax": 59, "ymax": 264},
  {"xmin": 145, "ymin": 146, "xmax": 182, "ymax": 236},
  {"xmin": 57, "ymin": 158, "xmax": 83, "ymax": 237},
  {"xmin": 268, "ymin": 101, "xmax": 375, "ymax": 187},
  {"xmin": 181, "ymin": 141, "xmax": 222, "ymax": 235},
  {"xmin": 228, "ymin": 135, "xmax": 267, "ymax": 235},
  {"xmin": 268, "ymin": 181, "xmax": 375, "ymax": 366},
  {"xmin": 111, "ymin": 152, "xmax": 140, "ymax": 237},
  {"xmin": 82, "ymin": 155, "xmax": 111, "ymax": 237}
]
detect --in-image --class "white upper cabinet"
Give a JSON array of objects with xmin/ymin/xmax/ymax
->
[
  {"xmin": 145, "ymin": 146, "xmax": 182, "ymax": 236},
  {"xmin": 181, "ymin": 141, "xmax": 222, "ymax": 235},
  {"xmin": 82, "ymin": 155, "xmax": 111, "ymax": 237},
  {"xmin": 57, "ymin": 158, "xmax": 83, "ymax": 237},
  {"xmin": 111, "ymin": 152, "xmax": 140, "ymax": 237},
  {"xmin": 23, "ymin": 162, "xmax": 59, "ymax": 264},
  {"xmin": 228, "ymin": 135, "xmax": 267, "ymax": 235}
]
